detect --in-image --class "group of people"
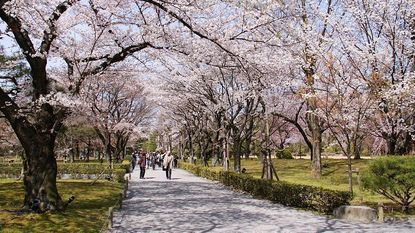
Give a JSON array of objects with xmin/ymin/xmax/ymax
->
[{"xmin": 130, "ymin": 150, "xmax": 176, "ymax": 180}]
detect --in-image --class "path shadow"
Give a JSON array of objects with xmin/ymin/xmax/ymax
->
[
  {"xmin": 112, "ymin": 173, "xmax": 415, "ymax": 233},
  {"xmin": 115, "ymin": 181, "xmax": 278, "ymax": 229}
]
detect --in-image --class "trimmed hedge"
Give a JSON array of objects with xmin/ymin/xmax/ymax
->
[
  {"xmin": 0, "ymin": 163, "xmax": 20, "ymax": 177},
  {"xmin": 179, "ymin": 162, "xmax": 352, "ymax": 214},
  {"xmin": 0, "ymin": 162, "xmax": 129, "ymax": 182}
]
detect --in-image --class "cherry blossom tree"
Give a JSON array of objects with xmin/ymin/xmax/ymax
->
[
  {"xmin": 0, "ymin": 0, "xmax": 260, "ymax": 211},
  {"xmin": 318, "ymin": 53, "xmax": 376, "ymax": 193},
  {"xmin": 340, "ymin": 0, "xmax": 415, "ymax": 155},
  {"xmin": 79, "ymin": 72, "xmax": 151, "ymax": 167},
  {"xmin": 2, "ymin": 0, "xmax": 414, "ymax": 212}
]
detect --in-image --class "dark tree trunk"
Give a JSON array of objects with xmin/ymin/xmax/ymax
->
[
  {"xmin": 86, "ymin": 139, "xmax": 91, "ymax": 162},
  {"xmin": 6, "ymin": 104, "xmax": 66, "ymax": 212},
  {"xmin": 94, "ymin": 127, "xmax": 113, "ymax": 167},
  {"xmin": 386, "ymin": 135, "xmax": 397, "ymax": 155},
  {"xmin": 213, "ymin": 132, "xmax": 221, "ymax": 166},
  {"xmin": 22, "ymin": 135, "xmax": 64, "ymax": 211},
  {"xmin": 69, "ymin": 147, "xmax": 75, "ymax": 163},
  {"xmin": 105, "ymin": 139, "xmax": 113, "ymax": 169},
  {"xmin": 233, "ymin": 138, "xmax": 241, "ymax": 173},
  {"xmin": 353, "ymin": 135, "xmax": 363, "ymax": 160},
  {"xmin": 397, "ymin": 132, "xmax": 412, "ymax": 155},
  {"xmin": 202, "ymin": 144, "xmax": 208, "ymax": 167},
  {"xmin": 75, "ymin": 141, "xmax": 80, "ymax": 161},
  {"xmin": 353, "ymin": 146, "xmax": 361, "ymax": 160},
  {"xmin": 114, "ymin": 133, "xmax": 128, "ymax": 162}
]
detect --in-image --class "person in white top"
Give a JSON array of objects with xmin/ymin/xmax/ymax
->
[{"xmin": 163, "ymin": 151, "xmax": 174, "ymax": 180}]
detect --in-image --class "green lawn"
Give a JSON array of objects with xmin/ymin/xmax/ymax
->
[
  {"xmin": 0, "ymin": 180, "xmax": 122, "ymax": 233},
  {"xmin": 205, "ymin": 158, "xmax": 415, "ymax": 215}
]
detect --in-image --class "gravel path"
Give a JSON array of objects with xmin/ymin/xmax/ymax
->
[{"xmin": 110, "ymin": 167, "xmax": 414, "ymax": 233}]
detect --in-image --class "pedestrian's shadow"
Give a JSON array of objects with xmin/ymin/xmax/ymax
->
[
  {"xmin": 143, "ymin": 177, "xmax": 155, "ymax": 179},
  {"xmin": 171, "ymin": 178, "xmax": 180, "ymax": 180}
]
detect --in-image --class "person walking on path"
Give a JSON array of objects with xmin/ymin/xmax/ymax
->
[
  {"xmin": 163, "ymin": 151, "xmax": 174, "ymax": 180},
  {"xmin": 139, "ymin": 151, "xmax": 146, "ymax": 179},
  {"xmin": 151, "ymin": 153, "xmax": 156, "ymax": 170},
  {"xmin": 131, "ymin": 151, "xmax": 138, "ymax": 171}
]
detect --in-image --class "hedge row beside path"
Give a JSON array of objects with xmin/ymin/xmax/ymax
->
[
  {"xmin": 178, "ymin": 162, "xmax": 352, "ymax": 214},
  {"xmin": 0, "ymin": 162, "xmax": 129, "ymax": 183}
]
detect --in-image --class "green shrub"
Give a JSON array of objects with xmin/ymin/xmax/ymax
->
[
  {"xmin": 0, "ymin": 162, "xmax": 129, "ymax": 183},
  {"xmin": 113, "ymin": 169, "xmax": 127, "ymax": 183},
  {"xmin": 0, "ymin": 163, "xmax": 21, "ymax": 177},
  {"xmin": 178, "ymin": 162, "xmax": 351, "ymax": 214},
  {"xmin": 361, "ymin": 156, "xmax": 415, "ymax": 212},
  {"xmin": 324, "ymin": 144, "xmax": 341, "ymax": 153},
  {"xmin": 276, "ymin": 149, "xmax": 293, "ymax": 159}
]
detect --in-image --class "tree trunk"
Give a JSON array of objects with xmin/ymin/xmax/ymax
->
[
  {"xmin": 307, "ymin": 101, "xmax": 322, "ymax": 178},
  {"xmin": 401, "ymin": 200, "xmax": 410, "ymax": 213},
  {"xmin": 397, "ymin": 132, "xmax": 412, "ymax": 155},
  {"xmin": 386, "ymin": 135, "xmax": 397, "ymax": 155},
  {"xmin": 352, "ymin": 134, "xmax": 364, "ymax": 160},
  {"xmin": 69, "ymin": 148, "xmax": 75, "ymax": 163},
  {"xmin": 105, "ymin": 134, "xmax": 113, "ymax": 170},
  {"xmin": 347, "ymin": 152, "xmax": 353, "ymax": 194},
  {"xmin": 261, "ymin": 149, "xmax": 271, "ymax": 179},
  {"xmin": 188, "ymin": 133, "xmax": 195, "ymax": 164},
  {"xmin": 353, "ymin": 142, "xmax": 361, "ymax": 160},
  {"xmin": 5, "ymin": 104, "xmax": 66, "ymax": 212},
  {"xmin": 86, "ymin": 139, "xmax": 91, "ymax": 162},
  {"xmin": 213, "ymin": 144, "xmax": 221, "ymax": 166},
  {"xmin": 233, "ymin": 139, "xmax": 241, "ymax": 173},
  {"xmin": 2, "ymin": 102, "xmax": 67, "ymax": 212},
  {"xmin": 21, "ymin": 135, "xmax": 64, "ymax": 211},
  {"xmin": 301, "ymin": 0, "xmax": 322, "ymax": 178},
  {"xmin": 179, "ymin": 133, "xmax": 184, "ymax": 160},
  {"xmin": 223, "ymin": 134, "xmax": 229, "ymax": 171}
]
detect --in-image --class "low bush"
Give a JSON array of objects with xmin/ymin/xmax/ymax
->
[
  {"xmin": 0, "ymin": 164, "xmax": 20, "ymax": 177},
  {"xmin": 179, "ymin": 162, "xmax": 352, "ymax": 214},
  {"xmin": 113, "ymin": 169, "xmax": 127, "ymax": 183},
  {"xmin": 276, "ymin": 148, "xmax": 293, "ymax": 159}
]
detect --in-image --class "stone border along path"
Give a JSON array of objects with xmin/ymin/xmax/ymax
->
[{"xmin": 110, "ymin": 167, "xmax": 414, "ymax": 233}]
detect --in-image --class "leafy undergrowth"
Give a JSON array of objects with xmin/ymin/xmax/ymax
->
[{"xmin": 0, "ymin": 179, "xmax": 122, "ymax": 233}]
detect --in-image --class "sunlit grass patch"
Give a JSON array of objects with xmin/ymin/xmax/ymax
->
[
  {"xmin": 221, "ymin": 158, "xmax": 414, "ymax": 216},
  {"xmin": 0, "ymin": 179, "xmax": 122, "ymax": 233}
]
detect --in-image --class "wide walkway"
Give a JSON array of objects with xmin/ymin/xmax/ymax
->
[{"xmin": 110, "ymin": 167, "xmax": 414, "ymax": 233}]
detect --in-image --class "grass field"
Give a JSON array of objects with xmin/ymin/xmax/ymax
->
[
  {"xmin": 0, "ymin": 180, "xmax": 122, "ymax": 233},
  {"xmin": 204, "ymin": 158, "xmax": 415, "ymax": 216}
]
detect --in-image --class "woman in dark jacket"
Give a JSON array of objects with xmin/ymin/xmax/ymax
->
[{"xmin": 139, "ymin": 151, "xmax": 146, "ymax": 179}]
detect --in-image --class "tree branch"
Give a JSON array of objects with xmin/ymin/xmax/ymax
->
[
  {"xmin": 273, "ymin": 111, "xmax": 313, "ymax": 151},
  {"xmin": 141, "ymin": 0, "xmax": 236, "ymax": 57},
  {"xmin": 0, "ymin": 0, "xmax": 10, "ymax": 8},
  {"xmin": 40, "ymin": 0, "xmax": 79, "ymax": 54},
  {"xmin": 0, "ymin": 7, "xmax": 36, "ymax": 58},
  {"xmin": 0, "ymin": 87, "xmax": 19, "ymax": 124},
  {"xmin": 72, "ymin": 42, "xmax": 153, "ymax": 94}
]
